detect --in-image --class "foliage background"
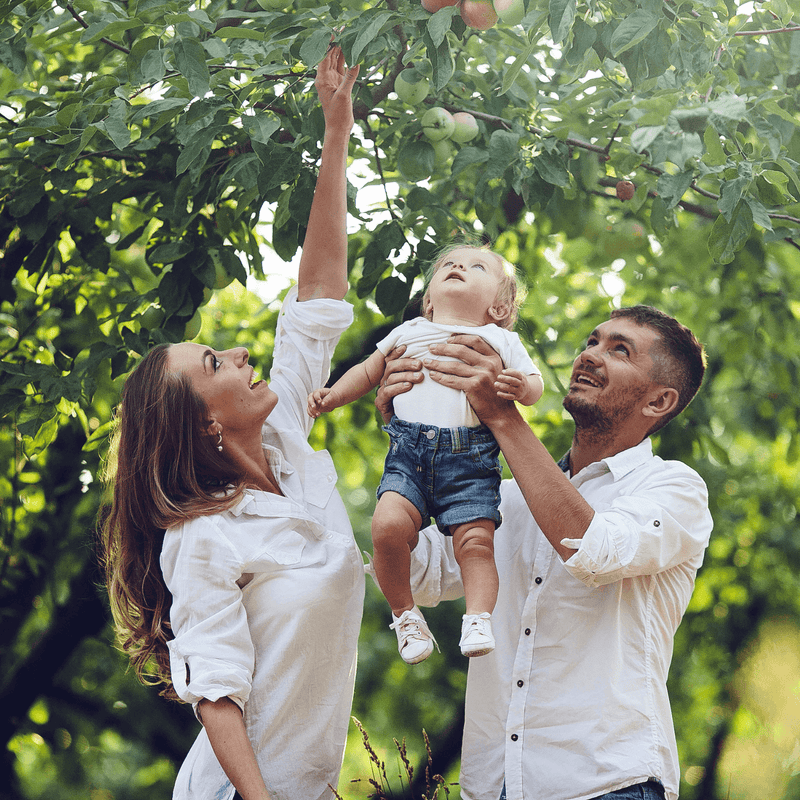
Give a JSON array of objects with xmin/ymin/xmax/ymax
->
[{"xmin": 1, "ymin": 0, "xmax": 799, "ymax": 798}]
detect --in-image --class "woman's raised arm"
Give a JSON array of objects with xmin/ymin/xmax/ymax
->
[{"xmin": 297, "ymin": 46, "xmax": 359, "ymax": 302}]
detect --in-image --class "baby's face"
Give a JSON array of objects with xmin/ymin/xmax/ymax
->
[{"xmin": 426, "ymin": 248, "xmax": 507, "ymax": 324}]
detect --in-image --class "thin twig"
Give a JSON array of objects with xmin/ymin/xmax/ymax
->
[{"xmin": 64, "ymin": 3, "xmax": 131, "ymax": 54}]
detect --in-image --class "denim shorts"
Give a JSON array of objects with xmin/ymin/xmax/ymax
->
[{"xmin": 377, "ymin": 416, "xmax": 502, "ymax": 534}]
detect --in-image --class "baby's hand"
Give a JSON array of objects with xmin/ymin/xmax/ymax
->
[
  {"xmin": 307, "ymin": 388, "xmax": 333, "ymax": 418},
  {"xmin": 495, "ymin": 369, "xmax": 530, "ymax": 402}
]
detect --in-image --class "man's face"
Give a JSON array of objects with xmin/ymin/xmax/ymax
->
[{"xmin": 563, "ymin": 318, "xmax": 662, "ymax": 434}]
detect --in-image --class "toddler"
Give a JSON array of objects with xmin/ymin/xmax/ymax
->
[{"xmin": 308, "ymin": 245, "xmax": 543, "ymax": 663}]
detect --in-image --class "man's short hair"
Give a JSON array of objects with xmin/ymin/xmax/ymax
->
[{"xmin": 610, "ymin": 305, "xmax": 706, "ymax": 434}]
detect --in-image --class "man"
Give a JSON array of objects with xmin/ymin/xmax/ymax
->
[{"xmin": 377, "ymin": 306, "xmax": 713, "ymax": 800}]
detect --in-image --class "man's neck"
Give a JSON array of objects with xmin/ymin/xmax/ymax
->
[{"xmin": 569, "ymin": 429, "xmax": 646, "ymax": 475}]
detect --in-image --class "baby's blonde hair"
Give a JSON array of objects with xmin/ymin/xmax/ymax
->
[{"xmin": 421, "ymin": 243, "xmax": 525, "ymax": 330}]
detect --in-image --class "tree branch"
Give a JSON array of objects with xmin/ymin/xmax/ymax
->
[{"xmin": 64, "ymin": 3, "xmax": 131, "ymax": 55}]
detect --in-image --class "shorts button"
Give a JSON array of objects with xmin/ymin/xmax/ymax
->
[{"xmin": 425, "ymin": 429, "xmax": 436, "ymax": 439}]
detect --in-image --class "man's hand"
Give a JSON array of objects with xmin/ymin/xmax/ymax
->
[
  {"xmin": 374, "ymin": 345, "xmax": 422, "ymax": 423},
  {"xmin": 426, "ymin": 334, "xmax": 515, "ymax": 425}
]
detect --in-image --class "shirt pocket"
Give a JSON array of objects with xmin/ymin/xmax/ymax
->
[
  {"xmin": 303, "ymin": 449, "xmax": 338, "ymax": 509},
  {"xmin": 249, "ymin": 518, "xmax": 308, "ymax": 566}
]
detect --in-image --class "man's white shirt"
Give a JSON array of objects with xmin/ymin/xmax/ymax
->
[{"xmin": 408, "ymin": 437, "xmax": 713, "ymax": 800}]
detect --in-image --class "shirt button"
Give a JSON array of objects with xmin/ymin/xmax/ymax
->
[
  {"xmin": 654, "ymin": 520, "xmax": 661, "ymax": 527},
  {"xmin": 510, "ymin": 734, "xmax": 519, "ymax": 742},
  {"xmin": 534, "ymin": 576, "xmax": 542, "ymax": 584},
  {"xmin": 425, "ymin": 429, "xmax": 436, "ymax": 439},
  {"xmin": 517, "ymin": 680, "xmax": 524, "ymax": 687},
  {"xmin": 524, "ymin": 628, "xmax": 531, "ymax": 635}
]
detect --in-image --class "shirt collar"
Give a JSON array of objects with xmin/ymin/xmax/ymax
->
[
  {"xmin": 558, "ymin": 437, "xmax": 653, "ymax": 481},
  {"xmin": 261, "ymin": 441, "xmax": 295, "ymax": 478}
]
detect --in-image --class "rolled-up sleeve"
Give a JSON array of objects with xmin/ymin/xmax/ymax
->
[
  {"xmin": 270, "ymin": 286, "xmax": 354, "ymax": 438},
  {"xmin": 563, "ymin": 465, "xmax": 713, "ymax": 587},
  {"xmin": 161, "ymin": 518, "xmax": 254, "ymax": 711}
]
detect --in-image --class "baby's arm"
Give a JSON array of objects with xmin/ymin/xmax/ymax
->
[
  {"xmin": 494, "ymin": 370, "xmax": 544, "ymax": 406},
  {"xmin": 308, "ymin": 349, "xmax": 387, "ymax": 418}
]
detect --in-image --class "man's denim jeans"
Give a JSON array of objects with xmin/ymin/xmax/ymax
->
[{"xmin": 499, "ymin": 779, "xmax": 665, "ymax": 800}]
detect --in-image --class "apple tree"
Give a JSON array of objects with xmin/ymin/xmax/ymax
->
[{"xmin": 2, "ymin": 0, "xmax": 800, "ymax": 797}]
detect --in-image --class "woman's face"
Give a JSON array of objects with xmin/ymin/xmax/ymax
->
[{"xmin": 167, "ymin": 343, "xmax": 278, "ymax": 433}]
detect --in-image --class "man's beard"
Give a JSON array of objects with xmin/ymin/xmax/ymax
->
[
  {"xmin": 563, "ymin": 386, "xmax": 648, "ymax": 442},
  {"xmin": 563, "ymin": 394, "xmax": 616, "ymax": 437}
]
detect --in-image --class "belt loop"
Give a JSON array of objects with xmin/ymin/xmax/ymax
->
[{"xmin": 451, "ymin": 426, "xmax": 468, "ymax": 453}]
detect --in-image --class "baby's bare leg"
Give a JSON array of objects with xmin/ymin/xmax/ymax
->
[
  {"xmin": 372, "ymin": 491, "xmax": 423, "ymax": 616},
  {"xmin": 452, "ymin": 519, "xmax": 498, "ymax": 615}
]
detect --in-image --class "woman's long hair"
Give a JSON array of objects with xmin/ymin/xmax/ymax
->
[{"xmin": 98, "ymin": 344, "xmax": 247, "ymax": 700}]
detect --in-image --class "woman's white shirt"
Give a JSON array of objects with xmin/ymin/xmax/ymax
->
[{"xmin": 161, "ymin": 287, "xmax": 364, "ymax": 800}]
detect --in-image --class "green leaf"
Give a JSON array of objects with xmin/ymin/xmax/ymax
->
[
  {"xmin": 242, "ymin": 113, "xmax": 280, "ymax": 145},
  {"xmin": 631, "ymin": 125, "xmax": 663, "ymax": 154},
  {"xmin": 759, "ymin": 99, "xmax": 800, "ymax": 128},
  {"xmin": 213, "ymin": 27, "xmax": 265, "ymax": 40},
  {"xmin": 0, "ymin": 37, "xmax": 26, "ymax": 74},
  {"xmin": 423, "ymin": 30, "xmax": 454, "ymax": 92},
  {"xmin": 718, "ymin": 177, "xmax": 750, "ymax": 222},
  {"xmin": 708, "ymin": 93, "xmax": 746, "ymax": 122},
  {"xmin": 708, "ymin": 202, "xmax": 753, "ymax": 263},
  {"xmin": 776, "ymin": 158, "xmax": 800, "ymax": 200},
  {"xmin": 702, "ymin": 126, "xmax": 726, "ymax": 167},
  {"xmin": 534, "ymin": 150, "xmax": 570, "ymax": 187},
  {"xmin": 656, "ymin": 171, "xmax": 694, "ymax": 209},
  {"xmin": 351, "ymin": 11, "xmax": 393, "ymax": 64},
  {"xmin": 375, "ymin": 276, "xmax": 411, "ymax": 317},
  {"xmin": 486, "ymin": 130, "xmax": 522, "ymax": 180},
  {"xmin": 427, "ymin": 6, "xmax": 459, "ymax": 48},
  {"xmin": 172, "ymin": 38, "xmax": 210, "ymax": 98},
  {"xmin": 81, "ymin": 16, "xmax": 143, "ymax": 44},
  {"xmin": 299, "ymin": 29, "xmax": 333, "ymax": 67},
  {"xmin": 549, "ymin": 0, "xmax": 576, "ymax": 43},
  {"xmin": 149, "ymin": 241, "xmax": 192, "ymax": 264},
  {"xmin": 140, "ymin": 48, "xmax": 168, "ymax": 83},
  {"xmin": 609, "ymin": 10, "xmax": 660, "ymax": 56},
  {"xmin": 103, "ymin": 98, "xmax": 131, "ymax": 150},
  {"xmin": 217, "ymin": 246, "xmax": 248, "ymax": 285},
  {"xmin": 500, "ymin": 39, "xmax": 536, "ymax": 96},
  {"xmin": 452, "ymin": 146, "xmax": 489, "ymax": 177},
  {"xmin": 745, "ymin": 197, "xmax": 772, "ymax": 231}
]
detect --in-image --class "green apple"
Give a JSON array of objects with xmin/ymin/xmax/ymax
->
[
  {"xmin": 431, "ymin": 138, "xmax": 453, "ymax": 168},
  {"xmin": 494, "ymin": 0, "xmax": 525, "ymax": 25},
  {"xmin": 397, "ymin": 140, "xmax": 435, "ymax": 182},
  {"xmin": 421, "ymin": 107, "xmax": 455, "ymax": 141},
  {"xmin": 460, "ymin": 0, "xmax": 498, "ymax": 29},
  {"xmin": 395, "ymin": 70, "xmax": 430, "ymax": 105},
  {"xmin": 450, "ymin": 111, "xmax": 480, "ymax": 143},
  {"xmin": 210, "ymin": 249, "xmax": 234, "ymax": 289},
  {"xmin": 139, "ymin": 306, "xmax": 165, "ymax": 330},
  {"xmin": 183, "ymin": 311, "xmax": 202, "ymax": 340}
]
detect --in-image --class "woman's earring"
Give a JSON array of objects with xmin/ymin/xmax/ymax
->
[{"xmin": 217, "ymin": 432, "xmax": 223, "ymax": 452}]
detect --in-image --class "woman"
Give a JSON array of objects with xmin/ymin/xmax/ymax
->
[{"xmin": 99, "ymin": 48, "xmax": 362, "ymax": 800}]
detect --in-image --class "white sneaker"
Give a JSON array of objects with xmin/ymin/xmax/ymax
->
[
  {"xmin": 460, "ymin": 612, "xmax": 495, "ymax": 657},
  {"xmin": 390, "ymin": 607, "xmax": 437, "ymax": 665}
]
